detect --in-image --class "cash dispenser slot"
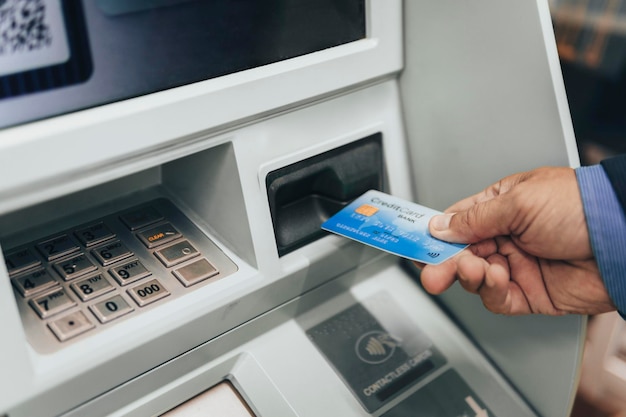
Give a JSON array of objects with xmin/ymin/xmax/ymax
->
[{"xmin": 266, "ymin": 133, "xmax": 385, "ymax": 256}]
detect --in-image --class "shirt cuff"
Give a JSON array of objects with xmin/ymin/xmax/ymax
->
[{"xmin": 576, "ymin": 164, "xmax": 626, "ymax": 316}]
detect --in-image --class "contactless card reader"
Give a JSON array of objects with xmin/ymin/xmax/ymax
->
[{"xmin": 307, "ymin": 293, "xmax": 447, "ymax": 412}]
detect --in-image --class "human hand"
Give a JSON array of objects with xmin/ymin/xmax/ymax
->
[{"xmin": 418, "ymin": 167, "xmax": 615, "ymax": 315}]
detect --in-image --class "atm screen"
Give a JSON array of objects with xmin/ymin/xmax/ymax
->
[{"xmin": 0, "ymin": 0, "xmax": 366, "ymax": 129}]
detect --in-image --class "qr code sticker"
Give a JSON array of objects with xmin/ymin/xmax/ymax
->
[{"xmin": 0, "ymin": 0, "xmax": 69, "ymax": 77}]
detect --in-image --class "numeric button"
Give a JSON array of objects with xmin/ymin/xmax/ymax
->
[
  {"xmin": 53, "ymin": 254, "xmax": 97, "ymax": 281},
  {"xmin": 12, "ymin": 268, "xmax": 58, "ymax": 297},
  {"xmin": 74, "ymin": 223, "xmax": 115, "ymax": 247},
  {"xmin": 90, "ymin": 295, "xmax": 133, "ymax": 323},
  {"xmin": 4, "ymin": 248, "xmax": 40, "ymax": 276},
  {"xmin": 128, "ymin": 279, "xmax": 169, "ymax": 307},
  {"xmin": 30, "ymin": 289, "xmax": 76, "ymax": 319},
  {"xmin": 70, "ymin": 274, "xmax": 114, "ymax": 301},
  {"xmin": 36, "ymin": 235, "xmax": 80, "ymax": 261},
  {"xmin": 91, "ymin": 240, "xmax": 133, "ymax": 266},
  {"xmin": 109, "ymin": 259, "xmax": 151, "ymax": 286}
]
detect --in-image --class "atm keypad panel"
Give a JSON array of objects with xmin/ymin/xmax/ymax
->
[{"xmin": 4, "ymin": 198, "xmax": 238, "ymax": 352}]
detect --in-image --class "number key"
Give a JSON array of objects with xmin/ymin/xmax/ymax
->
[
  {"xmin": 30, "ymin": 289, "xmax": 76, "ymax": 319},
  {"xmin": 109, "ymin": 259, "xmax": 151, "ymax": 286},
  {"xmin": 70, "ymin": 274, "xmax": 114, "ymax": 301},
  {"xmin": 53, "ymin": 254, "xmax": 97, "ymax": 281},
  {"xmin": 36, "ymin": 234, "xmax": 80, "ymax": 261},
  {"xmin": 89, "ymin": 295, "xmax": 133, "ymax": 323},
  {"xmin": 12, "ymin": 268, "xmax": 58, "ymax": 297},
  {"xmin": 128, "ymin": 279, "xmax": 169, "ymax": 307},
  {"xmin": 4, "ymin": 248, "xmax": 40, "ymax": 276},
  {"xmin": 74, "ymin": 222, "xmax": 115, "ymax": 247},
  {"xmin": 91, "ymin": 240, "xmax": 133, "ymax": 266}
]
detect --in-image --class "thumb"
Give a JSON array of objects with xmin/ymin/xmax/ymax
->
[{"xmin": 429, "ymin": 197, "xmax": 515, "ymax": 243}]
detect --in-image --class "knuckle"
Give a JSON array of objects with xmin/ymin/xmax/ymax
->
[{"xmin": 462, "ymin": 205, "xmax": 488, "ymax": 240}]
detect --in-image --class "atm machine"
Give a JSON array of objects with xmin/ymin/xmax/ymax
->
[{"xmin": 0, "ymin": 1, "xmax": 584, "ymax": 417}]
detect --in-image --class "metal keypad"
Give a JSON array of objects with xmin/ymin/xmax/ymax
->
[{"xmin": 3, "ymin": 198, "xmax": 238, "ymax": 352}]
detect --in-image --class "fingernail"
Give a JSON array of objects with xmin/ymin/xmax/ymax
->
[{"xmin": 431, "ymin": 213, "xmax": 452, "ymax": 232}]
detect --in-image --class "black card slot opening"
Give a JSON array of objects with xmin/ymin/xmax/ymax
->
[{"xmin": 266, "ymin": 133, "xmax": 385, "ymax": 256}]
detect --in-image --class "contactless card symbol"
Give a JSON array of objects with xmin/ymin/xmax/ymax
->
[
  {"xmin": 356, "ymin": 331, "xmax": 399, "ymax": 364},
  {"xmin": 355, "ymin": 204, "xmax": 379, "ymax": 217}
]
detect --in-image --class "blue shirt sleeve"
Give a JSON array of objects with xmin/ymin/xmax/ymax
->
[{"xmin": 576, "ymin": 165, "xmax": 626, "ymax": 316}]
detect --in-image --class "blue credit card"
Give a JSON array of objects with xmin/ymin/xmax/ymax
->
[{"xmin": 321, "ymin": 190, "xmax": 468, "ymax": 265}]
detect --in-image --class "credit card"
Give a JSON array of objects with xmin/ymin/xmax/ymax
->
[{"xmin": 321, "ymin": 190, "xmax": 467, "ymax": 265}]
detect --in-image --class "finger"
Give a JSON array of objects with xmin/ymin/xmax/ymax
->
[
  {"xmin": 454, "ymin": 254, "xmax": 533, "ymax": 315},
  {"xmin": 478, "ymin": 258, "xmax": 517, "ymax": 314},
  {"xmin": 456, "ymin": 253, "xmax": 490, "ymax": 294},
  {"xmin": 468, "ymin": 239, "xmax": 498, "ymax": 258},
  {"xmin": 429, "ymin": 194, "xmax": 518, "ymax": 244},
  {"xmin": 483, "ymin": 253, "xmax": 538, "ymax": 315},
  {"xmin": 480, "ymin": 256, "xmax": 540, "ymax": 315},
  {"xmin": 496, "ymin": 237, "xmax": 559, "ymax": 315},
  {"xmin": 420, "ymin": 259, "xmax": 458, "ymax": 294}
]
